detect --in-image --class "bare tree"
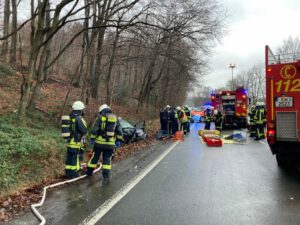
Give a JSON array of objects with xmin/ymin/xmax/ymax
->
[
  {"xmin": 9, "ymin": 0, "xmax": 17, "ymax": 63},
  {"xmin": 2, "ymin": 0, "xmax": 10, "ymax": 58},
  {"xmin": 231, "ymin": 64, "xmax": 265, "ymax": 104},
  {"xmin": 276, "ymin": 36, "xmax": 300, "ymax": 63},
  {"xmin": 0, "ymin": 0, "xmax": 227, "ymax": 119}
]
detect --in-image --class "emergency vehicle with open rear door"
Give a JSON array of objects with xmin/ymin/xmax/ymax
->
[
  {"xmin": 211, "ymin": 87, "xmax": 248, "ymax": 129},
  {"xmin": 265, "ymin": 45, "xmax": 300, "ymax": 166}
]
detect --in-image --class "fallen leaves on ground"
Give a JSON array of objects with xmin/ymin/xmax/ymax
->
[{"xmin": 0, "ymin": 120, "xmax": 160, "ymax": 222}]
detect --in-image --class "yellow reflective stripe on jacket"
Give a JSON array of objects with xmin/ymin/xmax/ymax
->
[
  {"xmin": 67, "ymin": 138, "xmax": 81, "ymax": 149},
  {"xmin": 95, "ymin": 136, "xmax": 116, "ymax": 146},
  {"xmin": 81, "ymin": 118, "xmax": 87, "ymax": 128},
  {"xmin": 101, "ymin": 116, "xmax": 107, "ymax": 130},
  {"xmin": 103, "ymin": 164, "xmax": 112, "ymax": 170}
]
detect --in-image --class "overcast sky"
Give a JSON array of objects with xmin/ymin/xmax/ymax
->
[{"xmin": 205, "ymin": 0, "xmax": 300, "ymax": 89}]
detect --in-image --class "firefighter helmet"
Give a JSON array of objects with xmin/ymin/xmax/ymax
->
[
  {"xmin": 99, "ymin": 104, "xmax": 110, "ymax": 113},
  {"xmin": 256, "ymin": 102, "xmax": 264, "ymax": 106},
  {"xmin": 214, "ymin": 109, "xmax": 218, "ymax": 115},
  {"xmin": 72, "ymin": 101, "xmax": 85, "ymax": 110},
  {"xmin": 176, "ymin": 106, "xmax": 181, "ymax": 111}
]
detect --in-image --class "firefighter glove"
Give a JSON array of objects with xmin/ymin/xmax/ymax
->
[{"xmin": 90, "ymin": 139, "xmax": 95, "ymax": 146}]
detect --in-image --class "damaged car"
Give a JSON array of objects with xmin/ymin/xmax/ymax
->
[{"xmin": 118, "ymin": 118, "xmax": 147, "ymax": 144}]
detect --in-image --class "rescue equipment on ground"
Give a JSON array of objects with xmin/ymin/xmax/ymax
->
[
  {"xmin": 198, "ymin": 129, "xmax": 247, "ymax": 146},
  {"xmin": 198, "ymin": 129, "xmax": 220, "ymax": 136},
  {"xmin": 206, "ymin": 137, "xmax": 223, "ymax": 147},
  {"xmin": 198, "ymin": 130, "xmax": 223, "ymax": 147},
  {"xmin": 222, "ymin": 131, "xmax": 247, "ymax": 143}
]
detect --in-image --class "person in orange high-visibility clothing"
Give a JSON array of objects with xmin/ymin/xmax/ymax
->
[{"xmin": 177, "ymin": 106, "xmax": 188, "ymax": 135}]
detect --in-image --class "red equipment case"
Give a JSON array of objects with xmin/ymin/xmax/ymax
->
[{"xmin": 206, "ymin": 137, "xmax": 223, "ymax": 147}]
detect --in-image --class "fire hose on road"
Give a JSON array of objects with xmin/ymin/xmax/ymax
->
[{"xmin": 31, "ymin": 163, "xmax": 102, "ymax": 225}]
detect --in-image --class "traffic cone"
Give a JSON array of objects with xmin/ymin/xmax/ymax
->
[{"xmin": 172, "ymin": 131, "xmax": 184, "ymax": 141}]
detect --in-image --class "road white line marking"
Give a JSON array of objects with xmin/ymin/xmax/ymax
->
[{"xmin": 80, "ymin": 141, "xmax": 179, "ymax": 225}]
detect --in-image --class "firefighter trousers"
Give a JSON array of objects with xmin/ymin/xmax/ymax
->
[
  {"xmin": 171, "ymin": 120, "xmax": 179, "ymax": 135},
  {"xmin": 65, "ymin": 147, "xmax": 80, "ymax": 179},
  {"xmin": 180, "ymin": 122, "xmax": 188, "ymax": 134},
  {"xmin": 87, "ymin": 146, "xmax": 113, "ymax": 178},
  {"xmin": 186, "ymin": 121, "xmax": 190, "ymax": 133},
  {"xmin": 249, "ymin": 122, "xmax": 256, "ymax": 137},
  {"xmin": 255, "ymin": 123, "xmax": 265, "ymax": 139},
  {"xmin": 205, "ymin": 121, "xmax": 211, "ymax": 130},
  {"xmin": 215, "ymin": 119, "xmax": 223, "ymax": 131}
]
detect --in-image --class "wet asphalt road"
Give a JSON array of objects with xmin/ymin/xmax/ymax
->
[{"xmin": 5, "ymin": 123, "xmax": 300, "ymax": 225}]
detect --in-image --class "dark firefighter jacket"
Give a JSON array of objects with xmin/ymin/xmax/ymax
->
[
  {"xmin": 90, "ymin": 111, "xmax": 123, "ymax": 150},
  {"xmin": 68, "ymin": 111, "xmax": 87, "ymax": 149}
]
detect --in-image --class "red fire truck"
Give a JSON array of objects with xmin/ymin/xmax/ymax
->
[
  {"xmin": 211, "ymin": 87, "xmax": 248, "ymax": 128},
  {"xmin": 265, "ymin": 45, "xmax": 300, "ymax": 166}
]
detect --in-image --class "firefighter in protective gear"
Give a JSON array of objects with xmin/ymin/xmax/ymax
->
[
  {"xmin": 177, "ymin": 106, "xmax": 188, "ymax": 134},
  {"xmin": 86, "ymin": 104, "xmax": 123, "ymax": 182},
  {"xmin": 166, "ymin": 105, "xmax": 172, "ymax": 134},
  {"xmin": 213, "ymin": 109, "xmax": 223, "ymax": 131},
  {"xmin": 254, "ymin": 102, "xmax": 266, "ymax": 140},
  {"xmin": 170, "ymin": 107, "xmax": 179, "ymax": 135},
  {"xmin": 65, "ymin": 101, "xmax": 87, "ymax": 179},
  {"xmin": 184, "ymin": 105, "xmax": 191, "ymax": 133},
  {"xmin": 204, "ymin": 106, "xmax": 212, "ymax": 130},
  {"xmin": 248, "ymin": 105, "xmax": 256, "ymax": 137},
  {"xmin": 159, "ymin": 105, "xmax": 171, "ymax": 134},
  {"xmin": 159, "ymin": 107, "xmax": 168, "ymax": 132}
]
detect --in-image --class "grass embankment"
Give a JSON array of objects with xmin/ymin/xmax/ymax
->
[{"xmin": 0, "ymin": 113, "xmax": 65, "ymax": 198}]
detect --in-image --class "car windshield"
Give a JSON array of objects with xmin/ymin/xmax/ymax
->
[{"xmin": 119, "ymin": 119, "xmax": 134, "ymax": 128}]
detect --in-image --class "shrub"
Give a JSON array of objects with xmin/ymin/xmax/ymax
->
[
  {"xmin": 0, "ymin": 114, "xmax": 65, "ymax": 194},
  {"xmin": 0, "ymin": 61, "xmax": 15, "ymax": 76}
]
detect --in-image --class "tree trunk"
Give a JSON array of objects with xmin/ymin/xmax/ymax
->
[
  {"xmin": 9, "ymin": 0, "xmax": 17, "ymax": 64},
  {"xmin": 75, "ymin": 0, "xmax": 90, "ymax": 87},
  {"xmin": 27, "ymin": 0, "xmax": 52, "ymax": 112},
  {"xmin": 91, "ymin": 26, "xmax": 106, "ymax": 99},
  {"xmin": 106, "ymin": 29, "xmax": 120, "ymax": 104},
  {"xmin": 19, "ymin": 49, "xmax": 38, "ymax": 118},
  {"xmin": 2, "ymin": 0, "xmax": 10, "ymax": 59},
  {"xmin": 137, "ymin": 51, "xmax": 157, "ymax": 111},
  {"xmin": 27, "ymin": 41, "xmax": 51, "ymax": 111}
]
